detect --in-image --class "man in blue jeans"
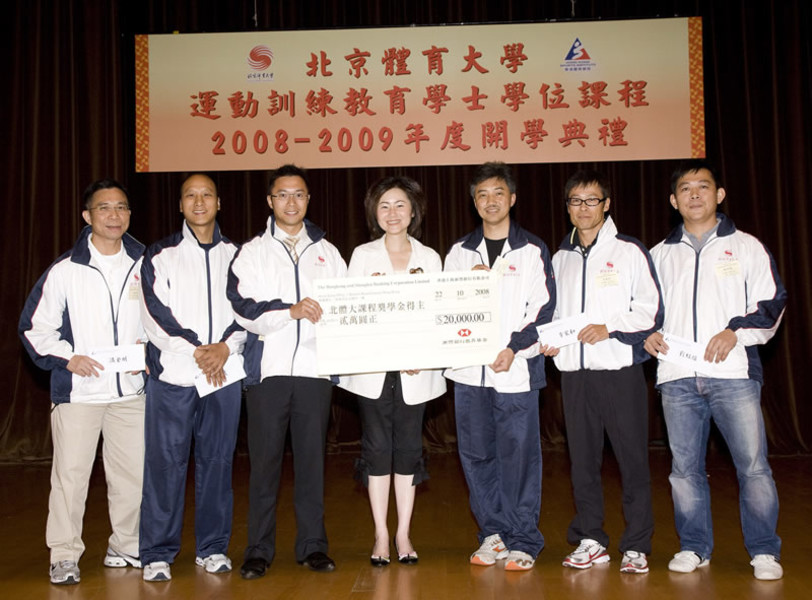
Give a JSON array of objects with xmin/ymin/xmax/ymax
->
[{"xmin": 644, "ymin": 159, "xmax": 786, "ymax": 581}]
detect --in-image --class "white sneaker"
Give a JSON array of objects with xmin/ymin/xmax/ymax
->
[
  {"xmin": 103, "ymin": 547, "xmax": 142, "ymax": 568},
  {"xmin": 470, "ymin": 533, "xmax": 509, "ymax": 566},
  {"xmin": 49, "ymin": 560, "xmax": 80, "ymax": 585},
  {"xmin": 619, "ymin": 550, "xmax": 649, "ymax": 574},
  {"xmin": 668, "ymin": 550, "xmax": 709, "ymax": 573},
  {"xmin": 563, "ymin": 539, "xmax": 610, "ymax": 569},
  {"xmin": 196, "ymin": 553, "xmax": 232, "ymax": 573},
  {"xmin": 143, "ymin": 561, "xmax": 172, "ymax": 582},
  {"xmin": 750, "ymin": 554, "xmax": 783, "ymax": 580},
  {"xmin": 504, "ymin": 550, "xmax": 535, "ymax": 571}
]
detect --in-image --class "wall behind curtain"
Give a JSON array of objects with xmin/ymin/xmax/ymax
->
[{"xmin": 2, "ymin": 0, "xmax": 810, "ymax": 460}]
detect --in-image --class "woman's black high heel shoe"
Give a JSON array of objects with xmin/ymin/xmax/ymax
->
[
  {"xmin": 370, "ymin": 554, "xmax": 391, "ymax": 567},
  {"xmin": 370, "ymin": 539, "xmax": 390, "ymax": 567},
  {"xmin": 394, "ymin": 537, "xmax": 419, "ymax": 565}
]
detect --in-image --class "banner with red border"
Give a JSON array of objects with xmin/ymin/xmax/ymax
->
[{"xmin": 135, "ymin": 17, "xmax": 704, "ymax": 172}]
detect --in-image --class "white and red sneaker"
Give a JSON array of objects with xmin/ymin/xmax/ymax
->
[{"xmin": 563, "ymin": 538, "xmax": 610, "ymax": 569}]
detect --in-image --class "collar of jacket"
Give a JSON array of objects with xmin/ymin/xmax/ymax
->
[
  {"xmin": 558, "ymin": 215, "xmax": 618, "ymax": 252},
  {"xmin": 267, "ymin": 215, "xmax": 326, "ymax": 244},
  {"xmin": 664, "ymin": 212, "xmax": 736, "ymax": 245},
  {"xmin": 70, "ymin": 225, "xmax": 145, "ymax": 266},
  {"xmin": 182, "ymin": 219, "xmax": 228, "ymax": 246},
  {"xmin": 460, "ymin": 219, "xmax": 529, "ymax": 252}
]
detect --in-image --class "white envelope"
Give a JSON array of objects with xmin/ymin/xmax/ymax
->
[
  {"xmin": 89, "ymin": 344, "xmax": 146, "ymax": 373},
  {"xmin": 537, "ymin": 313, "xmax": 589, "ymax": 348},
  {"xmin": 659, "ymin": 333, "xmax": 740, "ymax": 376},
  {"xmin": 194, "ymin": 354, "xmax": 246, "ymax": 397}
]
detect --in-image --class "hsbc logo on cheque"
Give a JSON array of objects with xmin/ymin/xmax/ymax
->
[{"xmin": 457, "ymin": 329, "xmax": 472, "ymax": 337}]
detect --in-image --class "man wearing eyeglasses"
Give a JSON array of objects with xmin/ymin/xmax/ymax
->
[
  {"xmin": 19, "ymin": 180, "xmax": 146, "ymax": 585},
  {"xmin": 542, "ymin": 170, "xmax": 662, "ymax": 575},
  {"xmin": 228, "ymin": 164, "xmax": 347, "ymax": 579},
  {"xmin": 138, "ymin": 173, "xmax": 246, "ymax": 582}
]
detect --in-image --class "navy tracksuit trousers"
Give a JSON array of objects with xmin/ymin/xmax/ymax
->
[
  {"xmin": 454, "ymin": 383, "xmax": 544, "ymax": 557},
  {"xmin": 139, "ymin": 376, "xmax": 241, "ymax": 565}
]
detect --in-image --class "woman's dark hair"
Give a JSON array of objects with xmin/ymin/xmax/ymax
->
[{"xmin": 364, "ymin": 176, "xmax": 427, "ymax": 240}]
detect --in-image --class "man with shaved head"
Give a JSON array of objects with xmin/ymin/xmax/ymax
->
[{"xmin": 138, "ymin": 173, "xmax": 246, "ymax": 582}]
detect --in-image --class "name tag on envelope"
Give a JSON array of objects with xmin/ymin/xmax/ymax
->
[
  {"xmin": 658, "ymin": 333, "xmax": 740, "ymax": 377},
  {"xmin": 537, "ymin": 313, "xmax": 589, "ymax": 347},
  {"xmin": 89, "ymin": 344, "xmax": 146, "ymax": 373}
]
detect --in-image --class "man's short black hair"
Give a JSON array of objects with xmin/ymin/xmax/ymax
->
[
  {"xmin": 564, "ymin": 170, "xmax": 611, "ymax": 202},
  {"xmin": 469, "ymin": 162, "xmax": 517, "ymax": 198},
  {"xmin": 268, "ymin": 164, "xmax": 309, "ymax": 195},
  {"xmin": 670, "ymin": 159, "xmax": 723, "ymax": 194},
  {"xmin": 82, "ymin": 179, "xmax": 129, "ymax": 210}
]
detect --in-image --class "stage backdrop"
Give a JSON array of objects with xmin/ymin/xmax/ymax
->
[
  {"xmin": 136, "ymin": 17, "xmax": 704, "ymax": 172},
  {"xmin": 3, "ymin": 0, "xmax": 810, "ymax": 461}
]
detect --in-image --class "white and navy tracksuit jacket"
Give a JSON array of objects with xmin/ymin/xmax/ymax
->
[
  {"xmin": 227, "ymin": 216, "xmax": 347, "ymax": 384},
  {"xmin": 551, "ymin": 216, "xmax": 664, "ymax": 373},
  {"xmin": 443, "ymin": 220, "xmax": 556, "ymax": 393},
  {"xmin": 650, "ymin": 214, "xmax": 787, "ymax": 385},
  {"xmin": 138, "ymin": 221, "xmax": 246, "ymax": 565},
  {"xmin": 19, "ymin": 226, "xmax": 146, "ymax": 404},
  {"xmin": 140, "ymin": 221, "xmax": 245, "ymax": 384}
]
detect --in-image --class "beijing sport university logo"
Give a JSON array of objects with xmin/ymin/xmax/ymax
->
[
  {"xmin": 247, "ymin": 45, "xmax": 275, "ymax": 81},
  {"xmin": 247, "ymin": 45, "xmax": 273, "ymax": 70}
]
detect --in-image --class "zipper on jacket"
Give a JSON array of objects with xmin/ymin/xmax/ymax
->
[
  {"xmin": 204, "ymin": 248, "xmax": 214, "ymax": 344},
  {"xmin": 114, "ymin": 260, "xmax": 140, "ymax": 397},
  {"xmin": 291, "ymin": 259, "xmax": 301, "ymax": 376},
  {"xmin": 92, "ymin": 260, "xmax": 138, "ymax": 398},
  {"xmin": 579, "ymin": 249, "xmax": 588, "ymax": 370},
  {"xmin": 690, "ymin": 243, "xmax": 701, "ymax": 344},
  {"xmin": 287, "ymin": 237, "xmax": 316, "ymax": 376},
  {"xmin": 89, "ymin": 267, "xmax": 122, "ymax": 397}
]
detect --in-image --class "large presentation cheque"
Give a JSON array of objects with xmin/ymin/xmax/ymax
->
[{"xmin": 313, "ymin": 271, "xmax": 501, "ymax": 376}]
